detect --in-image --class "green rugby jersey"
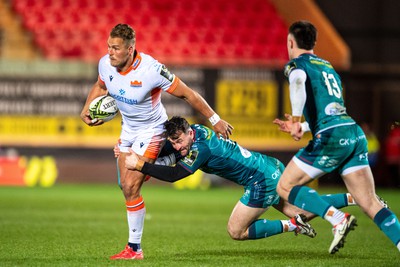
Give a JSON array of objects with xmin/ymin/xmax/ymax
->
[
  {"xmin": 177, "ymin": 124, "xmax": 282, "ymax": 187},
  {"xmin": 284, "ymin": 53, "xmax": 355, "ymax": 134}
]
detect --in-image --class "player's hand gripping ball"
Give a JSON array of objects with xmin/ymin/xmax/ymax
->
[{"xmin": 88, "ymin": 95, "xmax": 119, "ymax": 122}]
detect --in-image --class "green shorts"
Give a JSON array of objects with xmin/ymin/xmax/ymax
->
[
  {"xmin": 295, "ymin": 124, "xmax": 369, "ymax": 177},
  {"xmin": 240, "ymin": 158, "xmax": 284, "ymax": 209}
]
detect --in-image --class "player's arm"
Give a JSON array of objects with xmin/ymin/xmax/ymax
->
[
  {"xmin": 288, "ymin": 69, "xmax": 307, "ymax": 141},
  {"xmin": 141, "ymin": 162, "xmax": 191, "ymax": 182},
  {"xmin": 125, "ymin": 148, "xmax": 191, "ymax": 182},
  {"xmin": 114, "ymin": 140, "xmax": 179, "ymax": 166},
  {"xmin": 80, "ymin": 79, "xmax": 108, "ymax": 126},
  {"xmin": 170, "ymin": 80, "xmax": 234, "ymax": 139}
]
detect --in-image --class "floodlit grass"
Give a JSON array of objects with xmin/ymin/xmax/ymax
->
[{"xmin": 0, "ymin": 184, "xmax": 399, "ymax": 266}]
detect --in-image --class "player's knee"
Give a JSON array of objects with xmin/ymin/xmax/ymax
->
[
  {"xmin": 227, "ymin": 229, "xmax": 244, "ymax": 240},
  {"xmin": 120, "ymin": 181, "xmax": 141, "ymax": 199},
  {"xmin": 227, "ymin": 224, "xmax": 246, "ymax": 240}
]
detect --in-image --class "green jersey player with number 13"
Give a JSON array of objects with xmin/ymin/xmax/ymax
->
[{"xmin": 274, "ymin": 20, "xmax": 400, "ymax": 254}]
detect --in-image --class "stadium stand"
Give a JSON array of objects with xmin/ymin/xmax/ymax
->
[
  {"xmin": 10, "ymin": 0, "xmax": 288, "ymax": 67},
  {"xmin": 0, "ymin": 0, "xmax": 38, "ymax": 60}
]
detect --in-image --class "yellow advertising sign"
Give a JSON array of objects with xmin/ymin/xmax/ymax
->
[
  {"xmin": 216, "ymin": 80, "xmax": 277, "ymax": 118},
  {"xmin": 215, "ymin": 80, "xmax": 309, "ymax": 150},
  {"xmin": 0, "ymin": 81, "xmax": 308, "ymax": 150},
  {"xmin": 0, "ymin": 115, "xmax": 201, "ymax": 149},
  {"xmin": 0, "ymin": 115, "xmax": 122, "ymax": 148}
]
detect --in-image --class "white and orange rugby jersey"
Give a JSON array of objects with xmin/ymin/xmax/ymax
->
[{"xmin": 98, "ymin": 51, "xmax": 180, "ymax": 131}]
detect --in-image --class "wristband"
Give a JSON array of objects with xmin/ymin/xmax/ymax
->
[
  {"xmin": 208, "ymin": 113, "xmax": 221, "ymax": 126},
  {"xmin": 301, "ymin": 121, "xmax": 310, "ymax": 132}
]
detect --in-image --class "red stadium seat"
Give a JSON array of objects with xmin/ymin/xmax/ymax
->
[{"xmin": 14, "ymin": 0, "xmax": 288, "ymax": 66}]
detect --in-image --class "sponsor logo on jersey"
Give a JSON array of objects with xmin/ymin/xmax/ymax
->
[
  {"xmin": 109, "ymin": 75, "xmax": 114, "ymax": 82},
  {"xmin": 324, "ymin": 102, "xmax": 346, "ymax": 116},
  {"xmin": 266, "ymin": 194, "xmax": 277, "ymax": 205},
  {"xmin": 271, "ymin": 169, "xmax": 281, "ymax": 180},
  {"xmin": 339, "ymin": 135, "xmax": 367, "ymax": 146},
  {"xmin": 358, "ymin": 152, "xmax": 368, "ymax": 161},
  {"xmin": 160, "ymin": 65, "xmax": 174, "ymax": 82},
  {"xmin": 109, "ymin": 92, "xmax": 138, "ymax": 105},
  {"xmin": 244, "ymin": 189, "xmax": 250, "ymax": 198},
  {"xmin": 196, "ymin": 126, "xmax": 212, "ymax": 140},
  {"xmin": 317, "ymin": 155, "xmax": 338, "ymax": 168},
  {"xmin": 182, "ymin": 150, "xmax": 198, "ymax": 166},
  {"xmin": 310, "ymin": 57, "xmax": 333, "ymax": 68},
  {"xmin": 130, "ymin": 80, "xmax": 142, "ymax": 88}
]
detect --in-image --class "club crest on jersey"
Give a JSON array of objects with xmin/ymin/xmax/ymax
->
[
  {"xmin": 160, "ymin": 65, "xmax": 174, "ymax": 82},
  {"xmin": 130, "ymin": 80, "xmax": 142, "ymax": 88},
  {"xmin": 182, "ymin": 150, "xmax": 198, "ymax": 166}
]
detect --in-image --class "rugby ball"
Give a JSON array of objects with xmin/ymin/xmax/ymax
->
[{"xmin": 88, "ymin": 95, "xmax": 118, "ymax": 122}]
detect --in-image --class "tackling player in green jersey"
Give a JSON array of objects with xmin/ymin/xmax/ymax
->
[
  {"xmin": 123, "ymin": 116, "xmax": 364, "ymax": 243},
  {"xmin": 274, "ymin": 20, "xmax": 400, "ymax": 254}
]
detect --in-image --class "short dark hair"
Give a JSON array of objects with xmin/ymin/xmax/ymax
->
[
  {"xmin": 164, "ymin": 116, "xmax": 190, "ymax": 140},
  {"xmin": 289, "ymin": 20, "xmax": 317, "ymax": 50},
  {"xmin": 110, "ymin": 24, "xmax": 136, "ymax": 46}
]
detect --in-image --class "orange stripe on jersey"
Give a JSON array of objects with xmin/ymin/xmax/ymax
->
[
  {"xmin": 143, "ymin": 134, "xmax": 164, "ymax": 159},
  {"xmin": 166, "ymin": 76, "xmax": 180, "ymax": 93},
  {"xmin": 126, "ymin": 196, "xmax": 145, "ymax": 211},
  {"xmin": 151, "ymin": 88, "xmax": 162, "ymax": 108},
  {"xmin": 119, "ymin": 52, "xmax": 142, "ymax": 76}
]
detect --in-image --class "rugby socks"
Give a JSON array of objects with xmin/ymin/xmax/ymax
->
[
  {"xmin": 373, "ymin": 208, "xmax": 400, "ymax": 250},
  {"xmin": 126, "ymin": 196, "xmax": 146, "ymax": 252},
  {"xmin": 289, "ymin": 185, "xmax": 348, "ymax": 225},
  {"xmin": 345, "ymin": 193, "xmax": 357, "ymax": 205},
  {"xmin": 323, "ymin": 207, "xmax": 345, "ymax": 226},
  {"xmin": 289, "ymin": 185, "xmax": 332, "ymax": 218},
  {"xmin": 321, "ymin": 193, "xmax": 356, "ymax": 208},
  {"xmin": 248, "ymin": 219, "xmax": 284, "ymax": 239}
]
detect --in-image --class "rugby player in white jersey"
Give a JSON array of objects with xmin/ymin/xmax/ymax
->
[{"xmin": 80, "ymin": 23, "xmax": 233, "ymax": 260}]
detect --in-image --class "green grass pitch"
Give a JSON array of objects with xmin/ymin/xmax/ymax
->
[{"xmin": 0, "ymin": 184, "xmax": 399, "ymax": 266}]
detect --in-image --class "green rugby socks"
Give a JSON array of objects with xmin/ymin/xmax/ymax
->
[{"xmin": 374, "ymin": 208, "xmax": 400, "ymax": 249}]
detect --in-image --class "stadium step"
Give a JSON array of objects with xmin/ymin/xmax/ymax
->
[{"xmin": 0, "ymin": 0, "xmax": 40, "ymax": 60}]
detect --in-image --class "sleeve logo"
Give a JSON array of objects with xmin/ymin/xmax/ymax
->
[
  {"xmin": 182, "ymin": 150, "xmax": 198, "ymax": 166},
  {"xmin": 160, "ymin": 65, "xmax": 174, "ymax": 82},
  {"xmin": 284, "ymin": 61, "xmax": 297, "ymax": 78}
]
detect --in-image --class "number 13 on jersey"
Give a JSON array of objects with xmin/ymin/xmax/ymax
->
[{"xmin": 322, "ymin": 71, "xmax": 342, "ymax": 98}]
